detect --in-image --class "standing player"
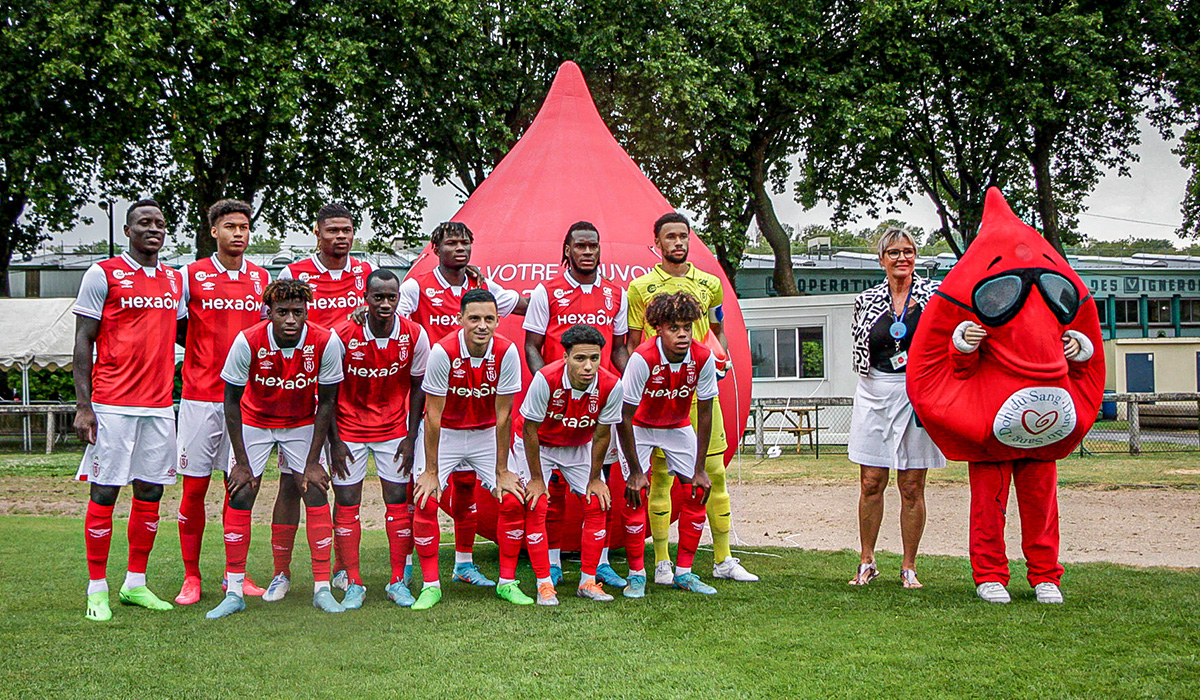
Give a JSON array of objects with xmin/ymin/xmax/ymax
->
[
  {"xmin": 510, "ymin": 324, "xmax": 624, "ymax": 604},
  {"xmin": 173, "ymin": 199, "xmax": 270, "ymax": 605},
  {"xmin": 399, "ymin": 222, "xmax": 524, "ymax": 588},
  {"xmin": 269, "ymin": 202, "xmax": 372, "ymax": 601},
  {"xmin": 617, "ymin": 292, "xmax": 719, "ymax": 597},
  {"xmin": 523, "ymin": 221, "xmax": 629, "ymax": 588},
  {"xmin": 410, "ymin": 289, "xmax": 523, "ymax": 610},
  {"xmin": 328, "ymin": 269, "xmax": 429, "ymax": 609},
  {"xmin": 73, "ymin": 200, "xmax": 182, "ymax": 621},
  {"xmin": 626, "ymin": 212, "xmax": 758, "ymax": 584},
  {"xmin": 206, "ymin": 279, "xmax": 346, "ymax": 618}
]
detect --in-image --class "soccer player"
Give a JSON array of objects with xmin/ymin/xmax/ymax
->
[
  {"xmin": 269, "ymin": 202, "xmax": 373, "ymax": 600},
  {"xmin": 626, "ymin": 212, "xmax": 758, "ymax": 584},
  {"xmin": 411, "ymin": 289, "xmax": 523, "ymax": 610},
  {"xmin": 617, "ymin": 291, "xmax": 719, "ymax": 597},
  {"xmin": 328, "ymin": 269, "xmax": 429, "ymax": 609},
  {"xmin": 73, "ymin": 199, "xmax": 182, "ymax": 621},
  {"xmin": 510, "ymin": 324, "xmax": 624, "ymax": 604},
  {"xmin": 398, "ymin": 221, "xmax": 524, "ymax": 588},
  {"xmin": 206, "ymin": 279, "xmax": 346, "ymax": 618},
  {"xmin": 173, "ymin": 199, "xmax": 270, "ymax": 605},
  {"xmin": 523, "ymin": 221, "xmax": 629, "ymax": 588}
]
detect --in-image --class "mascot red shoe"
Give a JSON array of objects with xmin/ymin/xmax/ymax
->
[{"xmin": 907, "ymin": 188, "xmax": 1105, "ymax": 603}]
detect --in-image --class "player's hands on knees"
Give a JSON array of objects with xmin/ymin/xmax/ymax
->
[
  {"xmin": 524, "ymin": 479, "xmax": 547, "ymax": 510},
  {"xmin": 329, "ymin": 440, "xmax": 350, "ymax": 479},
  {"xmin": 625, "ymin": 470, "xmax": 649, "ymax": 509},
  {"xmin": 394, "ymin": 437, "xmax": 415, "ymax": 478},
  {"xmin": 587, "ymin": 478, "xmax": 611, "ymax": 511},
  {"xmin": 348, "ymin": 305, "xmax": 368, "ymax": 326},
  {"xmin": 494, "ymin": 470, "xmax": 525, "ymax": 502},
  {"xmin": 227, "ymin": 461, "xmax": 254, "ymax": 498},
  {"xmin": 413, "ymin": 470, "xmax": 440, "ymax": 509},
  {"xmin": 691, "ymin": 470, "xmax": 713, "ymax": 505},
  {"xmin": 303, "ymin": 460, "xmax": 330, "ymax": 492},
  {"xmin": 74, "ymin": 406, "xmax": 97, "ymax": 445}
]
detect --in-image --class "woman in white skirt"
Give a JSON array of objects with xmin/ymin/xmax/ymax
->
[{"xmin": 847, "ymin": 227, "xmax": 945, "ymax": 588}]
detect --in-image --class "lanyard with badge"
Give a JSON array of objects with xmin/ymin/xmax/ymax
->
[{"xmin": 888, "ymin": 284, "xmax": 913, "ymax": 370}]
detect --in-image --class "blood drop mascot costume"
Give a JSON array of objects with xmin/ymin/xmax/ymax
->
[{"xmin": 907, "ymin": 188, "xmax": 1104, "ymax": 603}]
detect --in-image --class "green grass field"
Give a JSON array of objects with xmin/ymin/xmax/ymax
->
[{"xmin": 0, "ymin": 513, "xmax": 1198, "ymax": 699}]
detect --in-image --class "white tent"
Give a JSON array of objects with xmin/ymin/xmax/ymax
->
[{"xmin": 0, "ymin": 298, "xmax": 77, "ymax": 372}]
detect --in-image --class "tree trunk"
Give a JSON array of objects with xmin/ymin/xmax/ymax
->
[
  {"xmin": 0, "ymin": 195, "xmax": 26, "ymax": 298},
  {"xmin": 193, "ymin": 178, "xmax": 224, "ymax": 259},
  {"xmin": 747, "ymin": 157, "xmax": 798, "ymax": 296},
  {"xmin": 1031, "ymin": 128, "xmax": 1064, "ymax": 255}
]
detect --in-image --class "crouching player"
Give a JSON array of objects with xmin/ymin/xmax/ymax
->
[
  {"xmin": 617, "ymin": 291, "xmax": 718, "ymax": 597},
  {"xmin": 509, "ymin": 324, "xmax": 624, "ymax": 605},
  {"xmin": 328, "ymin": 269, "xmax": 429, "ymax": 609},
  {"xmin": 207, "ymin": 279, "xmax": 347, "ymax": 618},
  {"xmin": 411, "ymin": 289, "xmax": 522, "ymax": 610}
]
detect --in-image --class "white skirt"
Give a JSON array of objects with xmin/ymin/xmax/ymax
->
[{"xmin": 847, "ymin": 369, "xmax": 945, "ymax": 470}]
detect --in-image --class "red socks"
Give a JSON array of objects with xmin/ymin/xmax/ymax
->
[
  {"xmin": 223, "ymin": 505, "xmax": 252, "ymax": 575},
  {"xmin": 305, "ymin": 505, "xmax": 333, "ymax": 583},
  {"xmin": 272, "ymin": 523, "xmax": 298, "ymax": 577},
  {"xmin": 579, "ymin": 493, "xmax": 607, "ymax": 576},
  {"xmin": 126, "ymin": 498, "xmax": 160, "ymax": 575},
  {"xmin": 385, "ymin": 502, "xmax": 414, "ymax": 584},
  {"xmin": 177, "ymin": 475, "xmax": 210, "ymax": 579},
  {"xmin": 85, "ymin": 501, "xmax": 115, "ymax": 580},
  {"xmin": 413, "ymin": 495, "xmax": 442, "ymax": 583},
  {"xmin": 525, "ymin": 496, "xmax": 550, "ymax": 580},
  {"xmin": 676, "ymin": 483, "xmax": 707, "ymax": 569},
  {"xmin": 545, "ymin": 474, "xmax": 568, "ymax": 552},
  {"xmin": 449, "ymin": 471, "xmax": 478, "ymax": 555},
  {"xmin": 621, "ymin": 485, "xmax": 648, "ymax": 572},
  {"xmin": 497, "ymin": 494, "xmax": 526, "ymax": 580},
  {"xmin": 333, "ymin": 504, "xmax": 362, "ymax": 585}
]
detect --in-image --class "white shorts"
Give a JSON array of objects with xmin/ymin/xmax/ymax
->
[
  {"xmin": 176, "ymin": 399, "xmax": 231, "ymax": 478},
  {"xmin": 414, "ymin": 426, "xmax": 497, "ymax": 490},
  {"xmin": 76, "ymin": 412, "xmax": 177, "ymax": 487},
  {"xmin": 618, "ymin": 425, "xmax": 697, "ymax": 480},
  {"xmin": 239, "ymin": 424, "xmax": 326, "ymax": 479},
  {"xmin": 336, "ymin": 437, "xmax": 415, "ymax": 486},
  {"xmin": 508, "ymin": 437, "xmax": 594, "ymax": 494},
  {"xmin": 604, "ymin": 441, "xmax": 618, "ymax": 466}
]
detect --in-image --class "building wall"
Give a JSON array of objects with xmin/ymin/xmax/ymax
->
[
  {"xmin": 1104, "ymin": 338, "xmax": 1200, "ymax": 393},
  {"xmin": 740, "ymin": 294, "xmax": 859, "ymax": 398}
]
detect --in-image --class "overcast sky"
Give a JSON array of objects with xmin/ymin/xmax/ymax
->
[{"xmin": 58, "ymin": 119, "xmax": 1191, "ymax": 253}]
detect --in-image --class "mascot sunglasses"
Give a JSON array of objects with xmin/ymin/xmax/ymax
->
[{"xmin": 936, "ymin": 267, "xmax": 1086, "ymax": 328}]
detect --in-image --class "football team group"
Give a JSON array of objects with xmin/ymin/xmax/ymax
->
[{"xmin": 74, "ymin": 198, "xmax": 760, "ymax": 621}]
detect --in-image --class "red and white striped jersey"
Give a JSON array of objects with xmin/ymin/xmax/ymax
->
[
  {"xmin": 398, "ymin": 267, "xmax": 520, "ymax": 342},
  {"xmin": 523, "ymin": 271, "xmax": 627, "ymax": 371},
  {"xmin": 514, "ymin": 360, "xmax": 622, "ymax": 447},
  {"xmin": 333, "ymin": 315, "xmax": 430, "ymax": 442},
  {"xmin": 423, "ymin": 331, "xmax": 522, "ymax": 431},
  {"xmin": 221, "ymin": 320, "xmax": 344, "ymax": 429},
  {"xmin": 73, "ymin": 253, "xmax": 182, "ymax": 411},
  {"xmin": 622, "ymin": 337, "xmax": 718, "ymax": 429},
  {"xmin": 179, "ymin": 255, "xmax": 270, "ymax": 402},
  {"xmin": 278, "ymin": 254, "xmax": 373, "ymax": 329}
]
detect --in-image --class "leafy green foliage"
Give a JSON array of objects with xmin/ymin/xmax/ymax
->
[
  {"xmin": 5, "ymin": 368, "xmax": 74, "ymax": 402},
  {"xmin": 71, "ymin": 241, "xmax": 122, "ymax": 255}
]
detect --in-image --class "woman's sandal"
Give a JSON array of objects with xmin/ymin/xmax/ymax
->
[
  {"xmin": 901, "ymin": 568, "xmax": 923, "ymax": 589},
  {"xmin": 849, "ymin": 562, "xmax": 879, "ymax": 586}
]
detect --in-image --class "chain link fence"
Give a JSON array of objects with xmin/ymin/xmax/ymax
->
[{"xmin": 744, "ymin": 393, "xmax": 1200, "ymax": 457}]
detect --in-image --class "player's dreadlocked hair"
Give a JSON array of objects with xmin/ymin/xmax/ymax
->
[
  {"xmin": 562, "ymin": 221, "xmax": 599, "ymax": 263},
  {"xmin": 431, "ymin": 221, "xmax": 474, "ymax": 246},
  {"xmin": 207, "ymin": 199, "xmax": 252, "ymax": 228},
  {"xmin": 644, "ymin": 291, "xmax": 703, "ymax": 328},
  {"xmin": 262, "ymin": 279, "xmax": 313, "ymax": 307},
  {"xmin": 653, "ymin": 212, "xmax": 690, "ymax": 238},
  {"xmin": 561, "ymin": 324, "xmax": 606, "ymax": 350},
  {"xmin": 316, "ymin": 202, "xmax": 354, "ymax": 226}
]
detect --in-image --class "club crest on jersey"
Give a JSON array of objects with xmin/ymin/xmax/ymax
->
[
  {"xmin": 486, "ymin": 363, "xmax": 498, "ymax": 383},
  {"xmin": 398, "ymin": 343, "xmax": 409, "ymax": 363},
  {"xmin": 355, "ymin": 276, "xmax": 364, "ymax": 291},
  {"xmin": 589, "ymin": 392, "xmax": 600, "ymax": 413},
  {"xmin": 305, "ymin": 357, "xmax": 316, "ymax": 372},
  {"xmin": 253, "ymin": 279, "xmax": 262, "ymax": 294},
  {"xmin": 605, "ymin": 297, "xmax": 613, "ymax": 310},
  {"xmin": 168, "ymin": 273, "xmax": 178, "ymax": 294}
]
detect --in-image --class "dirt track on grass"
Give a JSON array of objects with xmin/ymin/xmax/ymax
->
[{"xmin": 3, "ymin": 476, "xmax": 1197, "ymax": 569}]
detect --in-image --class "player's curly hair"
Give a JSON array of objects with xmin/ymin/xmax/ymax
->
[
  {"xmin": 207, "ymin": 199, "xmax": 252, "ymax": 228},
  {"xmin": 653, "ymin": 212, "xmax": 689, "ymax": 238},
  {"xmin": 561, "ymin": 324, "xmax": 606, "ymax": 350},
  {"xmin": 562, "ymin": 221, "xmax": 599, "ymax": 263},
  {"xmin": 644, "ymin": 291, "xmax": 703, "ymax": 328},
  {"xmin": 262, "ymin": 279, "xmax": 313, "ymax": 307},
  {"xmin": 431, "ymin": 221, "xmax": 474, "ymax": 246},
  {"xmin": 316, "ymin": 202, "xmax": 354, "ymax": 226}
]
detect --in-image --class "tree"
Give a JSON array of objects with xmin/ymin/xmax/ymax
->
[
  {"xmin": 1161, "ymin": 0, "xmax": 1200, "ymax": 238},
  {"xmin": 0, "ymin": 1, "xmax": 142, "ymax": 296},
  {"xmin": 107, "ymin": 0, "xmax": 425, "ymax": 257},
  {"xmin": 73, "ymin": 241, "xmax": 123, "ymax": 255}
]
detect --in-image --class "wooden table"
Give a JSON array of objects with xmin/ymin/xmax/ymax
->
[{"xmin": 760, "ymin": 406, "xmax": 821, "ymax": 455}]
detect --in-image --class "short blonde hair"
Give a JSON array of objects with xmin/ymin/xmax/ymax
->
[{"xmin": 876, "ymin": 227, "xmax": 918, "ymax": 259}]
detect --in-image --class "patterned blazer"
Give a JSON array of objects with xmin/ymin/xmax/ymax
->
[{"xmin": 851, "ymin": 274, "xmax": 940, "ymax": 376}]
